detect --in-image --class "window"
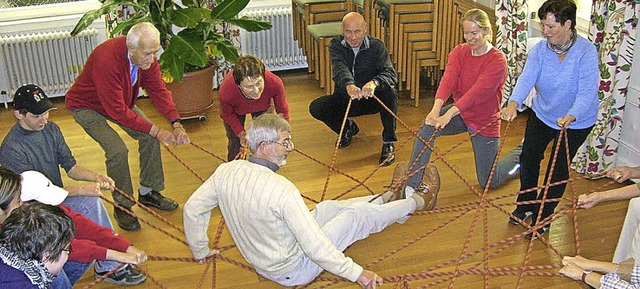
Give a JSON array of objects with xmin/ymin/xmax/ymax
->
[{"xmin": 0, "ymin": 0, "xmax": 84, "ymax": 9}]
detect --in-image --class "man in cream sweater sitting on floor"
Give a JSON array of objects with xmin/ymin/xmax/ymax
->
[{"xmin": 183, "ymin": 114, "xmax": 440, "ymax": 288}]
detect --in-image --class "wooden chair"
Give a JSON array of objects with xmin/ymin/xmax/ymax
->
[
  {"xmin": 396, "ymin": 18, "xmax": 433, "ymax": 90},
  {"xmin": 374, "ymin": 0, "xmax": 433, "ymax": 59},
  {"xmin": 402, "ymin": 22, "xmax": 434, "ymax": 89},
  {"xmin": 292, "ymin": 0, "xmax": 351, "ymax": 73},
  {"xmin": 307, "ymin": 22, "xmax": 343, "ymax": 92},
  {"xmin": 410, "ymin": 47, "xmax": 439, "ymax": 106}
]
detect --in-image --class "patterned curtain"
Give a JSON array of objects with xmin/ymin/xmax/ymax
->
[
  {"xmin": 495, "ymin": 0, "xmax": 528, "ymax": 105},
  {"xmin": 572, "ymin": 0, "xmax": 639, "ymax": 175}
]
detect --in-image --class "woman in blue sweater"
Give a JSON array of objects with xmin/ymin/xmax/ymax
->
[{"xmin": 500, "ymin": 0, "xmax": 599, "ymax": 239}]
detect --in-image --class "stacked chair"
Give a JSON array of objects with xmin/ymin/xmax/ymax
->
[
  {"xmin": 291, "ymin": 0, "xmax": 353, "ymax": 74},
  {"xmin": 295, "ymin": 0, "xmax": 496, "ymax": 106}
]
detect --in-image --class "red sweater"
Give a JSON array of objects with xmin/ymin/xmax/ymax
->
[
  {"xmin": 218, "ymin": 70, "xmax": 289, "ymax": 136},
  {"xmin": 60, "ymin": 205, "xmax": 132, "ymax": 263},
  {"xmin": 435, "ymin": 44, "xmax": 507, "ymax": 137},
  {"xmin": 65, "ymin": 36, "xmax": 180, "ymax": 133}
]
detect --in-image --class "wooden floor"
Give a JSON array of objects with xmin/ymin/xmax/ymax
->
[{"xmin": 0, "ymin": 70, "xmax": 627, "ymax": 289}]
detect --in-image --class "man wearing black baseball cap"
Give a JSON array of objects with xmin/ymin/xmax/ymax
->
[
  {"xmin": 0, "ymin": 84, "xmax": 143, "ymax": 286},
  {"xmin": 12, "ymin": 84, "xmax": 56, "ymax": 115}
]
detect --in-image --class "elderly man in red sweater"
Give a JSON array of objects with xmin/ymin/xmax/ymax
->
[{"xmin": 65, "ymin": 22, "xmax": 190, "ymax": 231}]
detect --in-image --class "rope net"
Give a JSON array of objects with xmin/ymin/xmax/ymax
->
[{"xmin": 84, "ymin": 96, "xmax": 617, "ymax": 288}]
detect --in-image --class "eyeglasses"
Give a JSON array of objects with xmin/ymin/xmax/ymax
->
[
  {"xmin": 267, "ymin": 137, "xmax": 294, "ymax": 149},
  {"xmin": 62, "ymin": 244, "xmax": 73, "ymax": 254}
]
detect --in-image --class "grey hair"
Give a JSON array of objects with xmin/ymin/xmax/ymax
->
[
  {"xmin": 126, "ymin": 22, "xmax": 160, "ymax": 49},
  {"xmin": 246, "ymin": 114, "xmax": 291, "ymax": 153}
]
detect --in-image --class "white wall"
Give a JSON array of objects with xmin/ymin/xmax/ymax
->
[
  {"xmin": 616, "ymin": 26, "xmax": 640, "ymax": 170},
  {"xmin": 246, "ymin": 0, "xmax": 290, "ymax": 8},
  {"xmin": 528, "ymin": 0, "xmax": 591, "ymax": 37}
]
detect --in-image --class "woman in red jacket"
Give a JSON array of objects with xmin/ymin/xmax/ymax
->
[{"xmin": 0, "ymin": 167, "xmax": 148, "ymax": 288}]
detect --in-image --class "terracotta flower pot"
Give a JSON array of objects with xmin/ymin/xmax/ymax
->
[{"xmin": 165, "ymin": 65, "xmax": 215, "ymax": 119}]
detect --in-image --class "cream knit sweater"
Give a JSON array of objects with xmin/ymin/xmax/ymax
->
[{"xmin": 184, "ymin": 160, "xmax": 363, "ymax": 282}]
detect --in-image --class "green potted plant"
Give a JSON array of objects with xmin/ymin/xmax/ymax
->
[{"xmin": 70, "ymin": 0, "xmax": 272, "ymax": 117}]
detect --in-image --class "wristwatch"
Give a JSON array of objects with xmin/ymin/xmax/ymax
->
[
  {"xmin": 581, "ymin": 270, "xmax": 592, "ymax": 282},
  {"xmin": 372, "ymin": 79, "xmax": 380, "ymax": 87}
]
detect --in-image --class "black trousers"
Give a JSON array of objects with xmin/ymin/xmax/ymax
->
[
  {"xmin": 308, "ymin": 88, "xmax": 398, "ymax": 142},
  {"xmin": 516, "ymin": 112, "xmax": 593, "ymax": 225},
  {"xmin": 223, "ymin": 110, "xmax": 266, "ymax": 161}
]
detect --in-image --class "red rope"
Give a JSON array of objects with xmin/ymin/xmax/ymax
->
[{"xmin": 85, "ymin": 100, "xmax": 616, "ymax": 289}]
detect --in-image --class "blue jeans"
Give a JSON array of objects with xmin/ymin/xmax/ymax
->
[
  {"xmin": 51, "ymin": 270, "xmax": 72, "ymax": 289},
  {"xmin": 407, "ymin": 104, "xmax": 521, "ymax": 189},
  {"xmin": 54, "ymin": 261, "xmax": 94, "ymax": 287},
  {"xmin": 61, "ymin": 196, "xmax": 120, "ymax": 273}
]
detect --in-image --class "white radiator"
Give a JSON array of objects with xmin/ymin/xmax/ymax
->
[
  {"xmin": 0, "ymin": 28, "xmax": 99, "ymax": 101},
  {"xmin": 239, "ymin": 5, "xmax": 308, "ymax": 71}
]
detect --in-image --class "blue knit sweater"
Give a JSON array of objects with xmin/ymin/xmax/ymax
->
[{"xmin": 509, "ymin": 35, "xmax": 599, "ymax": 129}]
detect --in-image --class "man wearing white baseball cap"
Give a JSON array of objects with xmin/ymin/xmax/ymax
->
[{"xmin": 19, "ymin": 170, "xmax": 148, "ymax": 287}]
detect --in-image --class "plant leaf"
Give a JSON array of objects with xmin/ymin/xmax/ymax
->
[
  {"xmin": 226, "ymin": 17, "xmax": 273, "ymax": 32},
  {"xmin": 215, "ymin": 41, "xmax": 239, "ymax": 62},
  {"xmin": 211, "ymin": 0, "xmax": 250, "ymax": 21},
  {"xmin": 169, "ymin": 7, "xmax": 210, "ymax": 28},
  {"xmin": 159, "ymin": 48, "xmax": 185, "ymax": 82},
  {"xmin": 109, "ymin": 14, "xmax": 151, "ymax": 37},
  {"xmin": 71, "ymin": 0, "xmax": 142, "ymax": 36},
  {"xmin": 169, "ymin": 35, "xmax": 209, "ymax": 67}
]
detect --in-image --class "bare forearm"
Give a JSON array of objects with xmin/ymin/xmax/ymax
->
[
  {"xmin": 599, "ymin": 185, "xmax": 640, "ymax": 203},
  {"xmin": 67, "ymin": 164, "xmax": 99, "ymax": 182},
  {"xmin": 64, "ymin": 185, "xmax": 84, "ymax": 197},
  {"xmin": 631, "ymin": 167, "xmax": 640, "ymax": 179},
  {"xmin": 431, "ymin": 99, "xmax": 445, "ymax": 114},
  {"xmin": 443, "ymin": 105, "xmax": 460, "ymax": 119},
  {"xmin": 585, "ymin": 260, "xmax": 618, "ymax": 274},
  {"xmin": 584, "ymin": 272, "xmax": 602, "ymax": 288}
]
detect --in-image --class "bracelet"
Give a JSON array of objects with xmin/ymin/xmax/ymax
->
[{"xmin": 581, "ymin": 270, "xmax": 592, "ymax": 282}]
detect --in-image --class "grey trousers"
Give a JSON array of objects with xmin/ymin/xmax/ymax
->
[
  {"xmin": 407, "ymin": 104, "xmax": 521, "ymax": 189},
  {"xmin": 71, "ymin": 107, "xmax": 165, "ymax": 208}
]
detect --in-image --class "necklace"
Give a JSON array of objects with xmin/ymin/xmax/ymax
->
[
  {"xmin": 238, "ymin": 86, "xmax": 257, "ymax": 100},
  {"xmin": 548, "ymin": 30, "xmax": 577, "ymax": 54}
]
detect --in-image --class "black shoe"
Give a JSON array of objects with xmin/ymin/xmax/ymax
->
[
  {"xmin": 95, "ymin": 264, "xmax": 146, "ymax": 286},
  {"xmin": 113, "ymin": 208, "xmax": 141, "ymax": 231},
  {"xmin": 508, "ymin": 209, "xmax": 533, "ymax": 225},
  {"xmin": 379, "ymin": 143, "xmax": 395, "ymax": 166},
  {"xmin": 338, "ymin": 120, "xmax": 360, "ymax": 148},
  {"xmin": 524, "ymin": 224, "xmax": 550, "ymax": 240},
  {"xmin": 139, "ymin": 190, "xmax": 179, "ymax": 211}
]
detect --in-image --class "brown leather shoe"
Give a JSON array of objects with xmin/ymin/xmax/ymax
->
[
  {"xmin": 414, "ymin": 163, "xmax": 440, "ymax": 210},
  {"xmin": 385, "ymin": 163, "xmax": 407, "ymax": 202}
]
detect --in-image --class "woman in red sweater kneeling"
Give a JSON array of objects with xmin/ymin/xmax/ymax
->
[{"xmin": 390, "ymin": 9, "xmax": 521, "ymax": 200}]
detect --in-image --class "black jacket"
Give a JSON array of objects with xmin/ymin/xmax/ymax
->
[{"xmin": 329, "ymin": 35, "xmax": 397, "ymax": 94}]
